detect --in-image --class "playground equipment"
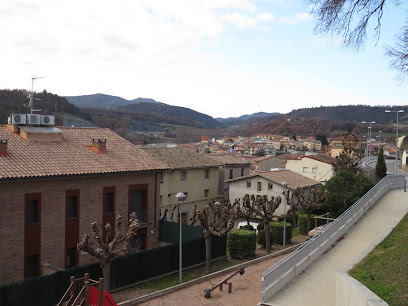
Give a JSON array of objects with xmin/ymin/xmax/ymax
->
[
  {"xmin": 57, "ymin": 273, "xmax": 117, "ymax": 306},
  {"xmin": 204, "ymin": 265, "xmax": 245, "ymax": 299}
]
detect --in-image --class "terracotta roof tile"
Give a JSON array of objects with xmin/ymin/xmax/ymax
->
[
  {"xmin": 206, "ymin": 154, "xmax": 251, "ymax": 165},
  {"xmin": 0, "ymin": 126, "xmax": 168, "ymax": 180}
]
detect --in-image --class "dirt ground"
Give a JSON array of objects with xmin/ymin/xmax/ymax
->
[
  {"xmin": 138, "ymin": 253, "xmax": 287, "ymax": 306},
  {"xmin": 112, "ymin": 235, "xmax": 307, "ymax": 305}
]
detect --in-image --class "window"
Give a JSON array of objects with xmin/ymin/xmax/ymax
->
[
  {"xmin": 104, "ymin": 192, "xmax": 114, "ymax": 214},
  {"xmin": 335, "ymin": 143, "xmax": 342, "ymax": 147},
  {"xmin": 204, "ymin": 189, "xmax": 209, "ymax": 198},
  {"xmin": 130, "ymin": 189, "xmax": 146, "ymax": 222},
  {"xmin": 27, "ymin": 200, "xmax": 39, "ymax": 224},
  {"xmin": 312, "ymin": 167, "xmax": 317, "ymax": 173},
  {"xmin": 181, "ymin": 212, "xmax": 188, "ymax": 225},
  {"xmin": 229, "ymin": 169, "xmax": 233, "ymax": 179},
  {"xmin": 241, "ymin": 168, "xmax": 245, "ymax": 176},
  {"xmin": 257, "ymin": 182, "xmax": 262, "ymax": 192},
  {"xmin": 246, "ymin": 181, "xmax": 252, "ymax": 188},
  {"xmin": 181, "ymin": 171, "xmax": 187, "ymax": 181},
  {"xmin": 268, "ymin": 183, "xmax": 273, "ymax": 190},
  {"xmin": 67, "ymin": 196, "xmax": 78, "ymax": 219},
  {"xmin": 66, "ymin": 247, "xmax": 77, "ymax": 269},
  {"xmin": 26, "ymin": 255, "xmax": 38, "ymax": 278},
  {"xmin": 204, "ymin": 169, "xmax": 210, "ymax": 179},
  {"xmin": 303, "ymin": 167, "xmax": 309, "ymax": 173}
]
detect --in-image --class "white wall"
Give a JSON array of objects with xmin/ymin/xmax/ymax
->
[
  {"xmin": 286, "ymin": 158, "xmax": 334, "ymax": 182},
  {"xmin": 229, "ymin": 176, "xmax": 290, "ymax": 216}
]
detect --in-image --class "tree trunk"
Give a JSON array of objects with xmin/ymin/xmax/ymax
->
[
  {"xmin": 306, "ymin": 212, "xmax": 312, "ymax": 234},
  {"xmin": 102, "ymin": 260, "xmax": 112, "ymax": 292},
  {"xmin": 264, "ymin": 222, "xmax": 271, "ymax": 253},
  {"xmin": 205, "ymin": 236, "xmax": 212, "ymax": 273}
]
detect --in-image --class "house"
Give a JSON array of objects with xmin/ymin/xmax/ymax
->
[
  {"xmin": 285, "ymin": 155, "xmax": 336, "ymax": 182},
  {"xmin": 0, "ymin": 124, "xmax": 168, "ymax": 284},
  {"xmin": 206, "ymin": 154, "xmax": 251, "ymax": 200},
  {"xmin": 384, "ymin": 146, "xmax": 397, "ymax": 159},
  {"xmin": 227, "ymin": 170, "xmax": 320, "ymax": 216},
  {"xmin": 142, "ymin": 147, "xmax": 223, "ymax": 225},
  {"xmin": 402, "ymin": 149, "xmax": 408, "ymax": 171},
  {"xmin": 252, "ymin": 156, "xmax": 286, "ymax": 171},
  {"xmin": 330, "ymin": 136, "xmax": 361, "ymax": 158}
]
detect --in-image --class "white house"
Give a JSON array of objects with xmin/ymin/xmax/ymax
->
[
  {"xmin": 285, "ymin": 155, "xmax": 336, "ymax": 183},
  {"xmin": 402, "ymin": 149, "xmax": 408, "ymax": 171},
  {"xmin": 227, "ymin": 169, "xmax": 320, "ymax": 216}
]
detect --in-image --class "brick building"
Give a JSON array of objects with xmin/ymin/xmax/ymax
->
[{"xmin": 0, "ymin": 124, "xmax": 168, "ymax": 284}]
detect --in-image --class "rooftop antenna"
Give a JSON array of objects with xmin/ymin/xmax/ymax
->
[{"xmin": 24, "ymin": 76, "xmax": 44, "ymax": 114}]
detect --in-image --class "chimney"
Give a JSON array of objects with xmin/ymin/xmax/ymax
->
[
  {"xmin": 91, "ymin": 139, "xmax": 107, "ymax": 154},
  {"xmin": 0, "ymin": 139, "xmax": 8, "ymax": 157}
]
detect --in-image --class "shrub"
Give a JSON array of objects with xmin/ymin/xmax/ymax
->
[
  {"xmin": 240, "ymin": 224, "xmax": 255, "ymax": 231},
  {"xmin": 257, "ymin": 223, "xmax": 264, "ymax": 231},
  {"xmin": 227, "ymin": 229, "xmax": 256, "ymax": 259},
  {"xmin": 256, "ymin": 229, "xmax": 273, "ymax": 248},
  {"xmin": 277, "ymin": 214, "xmax": 296, "ymax": 225},
  {"xmin": 270, "ymin": 222, "xmax": 292, "ymax": 245}
]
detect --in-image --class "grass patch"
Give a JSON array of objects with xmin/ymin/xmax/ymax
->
[
  {"xmin": 135, "ymin": 259, "xmax": 236, "ymax": 290},
  {"xmin": 349, "ymin": 214, "xmax": 408, "ymax": 305},
  {"xmin": 292, "ymin": 227, "xmax": 300, "ymax": 237}
]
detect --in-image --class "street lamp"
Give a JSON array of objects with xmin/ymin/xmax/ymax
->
[
  {"xmin": 281, "ymin": 181, "xmax": 289, "ymax": 248},
  {"xmin": 378, "ymin": 131, "xmax": 382, "ymax": 145},
  {"xmin": 362, "ymin": 121, "xmax": 375, "ymax": 161},
  {"xmin": 175, "ymin": 192, "xmax": 186, "ymax": 283},
  {"xmin": 385, "ymin": 110, "xmax": 404, "ymax": 173}
]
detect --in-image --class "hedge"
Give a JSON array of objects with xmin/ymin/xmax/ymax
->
[
  {"xmin": 256, "ymin": 229, "xmax": 273, "ymax": 248},
  {"xmin": 270, "ymin": 222, "xmax": 292, "ymax": 245},
  {"xmin": 298, "ymin": 214, "xmax": 327, "ymax": 235},
  {"xmin": 239, "ymin": 224, "xmax": 255, "ymax": 231},
  {"xmin": 227, "ymin": 229, "xmax": 256, "ymax": 259}
]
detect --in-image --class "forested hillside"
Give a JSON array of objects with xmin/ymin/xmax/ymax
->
[
  {"xmin": 118, "ymin": 102, "xmax": 221, "ymax": 129},
  {"xmin": 287, "ymin": 105, "xmax": 408, "ymax": 124}
]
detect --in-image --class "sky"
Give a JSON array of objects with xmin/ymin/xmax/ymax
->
[{"xmin": 1, "ymin": 0, "xmax": 407, "ymax": 118}]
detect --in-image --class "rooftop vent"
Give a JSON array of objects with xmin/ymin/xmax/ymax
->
[
  {"xmin": 90, "ymin": 139, "xmax": 107, "ymax": 154},
  {"xmin": 0, "ymin": 139, "xmax": 8, "ymax": 157}
]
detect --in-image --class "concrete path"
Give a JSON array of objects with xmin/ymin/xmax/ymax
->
[{"xmin": 263, "ymin": 186, "xmax": 408, "ymax": 306}]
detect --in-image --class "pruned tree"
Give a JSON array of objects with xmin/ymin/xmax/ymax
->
[
  {"xmin": 77, "ymin": 213, "xmax": 139, "ymax": 291},
  {"xmin": 294, "ymin": 186, "xmax": 329, "ymax": 233},
  {"xmin": 333, "ymin": 129, "xmax": 363, "ymax": 174},
  {"xmin": 194, "ymin": 199, "xmax": 240, "ymax": 273},
  {"xmin": 240, "ymin": 198, "xmax": 255, "ymax": 227},
  {"xmin": 307, "ymin": 0, "xmax": 408, "ymax": 81},
  {"xmin": 242, "ymin": 194, "xmax": 282, "ymax": 253},
  {"xmin": 282, "ymin": 188, "xmax": 298, "ymax": 226}
]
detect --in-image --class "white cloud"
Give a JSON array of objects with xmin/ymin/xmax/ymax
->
[{"xmin": 278, "ymin": 12, "xmax": 311, "ymax": 24}]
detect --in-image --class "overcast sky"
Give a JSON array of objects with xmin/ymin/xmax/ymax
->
[{"xmin": 1, "ymin": 0, "xmax": 407, "ymax": 118}]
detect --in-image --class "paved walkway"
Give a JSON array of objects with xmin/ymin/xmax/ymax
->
[{"xmin": 263, "ymin": 186, "xmax": 408, "ymax": 306}]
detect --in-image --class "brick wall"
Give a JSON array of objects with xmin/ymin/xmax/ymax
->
[{"xmin": 0, "ymin": 172, "xmax": 160, "ymax": 284}]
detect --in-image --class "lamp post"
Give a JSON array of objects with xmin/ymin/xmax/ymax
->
[
  {"xmin": 281, "ymin": 181, "xmax": 289, "ymax": 248},
  {"xmin": 378, "ymin": 131, "xmax": 382, "ymax": 145},
  {"xmin": 362, "ymin": 121, "xmax": 375, "ymax": 161},
  {"xmin": 385, "ymin": 110, "xmax": 404, "ymax": 173},
  {"xmin": 175, "ymin": 192, "xmax": 186, "ymax": 283}
]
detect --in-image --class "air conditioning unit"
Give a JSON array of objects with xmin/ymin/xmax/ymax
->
[
  {"xmin": 27, "ymin": 114, "xmax": 41, "ymax": 125},
  {"xmin": 41, "ymin": 115, "xmax": 55, "ymax": 126},
  {"xmin": 8, "ymin": 113, "xmax": 27, "ymax": 125}
]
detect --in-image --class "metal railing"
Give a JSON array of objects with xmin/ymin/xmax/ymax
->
[{"xmin": 261, "ymin": 174, "xmax": 406, "ymax": 302}]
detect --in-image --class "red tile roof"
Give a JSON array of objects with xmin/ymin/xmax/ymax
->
[{"xmin": 0, "ymin": 126, "xmax": 168, "ymax": 180}]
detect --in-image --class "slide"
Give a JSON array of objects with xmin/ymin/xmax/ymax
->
[{"xmin": 88, "ymin": 286, "xmax": 118, "ymax": 306}]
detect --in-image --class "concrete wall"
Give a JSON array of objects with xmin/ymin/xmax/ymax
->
[
  {"xmin": 0, "ymin": 172, "xmax": 160, "ymax": 284},
  {"xmin": 229, "ymin": 177, "xmax": 290, "ymax": 216},
  {"xmin": 336, "ymin": 272, "xmax": 388, "ymax": 306},
  {"xmin": 286, "ymin": 158, "xmax": 334, "ymax": 182},
  {"xmin": 159, "ymin": 167, "xmax": 222, "ymax": 225}
]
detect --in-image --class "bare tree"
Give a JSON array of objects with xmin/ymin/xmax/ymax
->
[
  {"xmin": 77, "ymin": 213, "xmax": 139, "ymax": 291},
  {"xmin": 333, "ymin": 129, "xmax": 363, "ymax": 174},
  {"xmin": 308, "ymin": 0, "xmax": 408, "ymax": 80},
  {"xmin": 294, "ymin": 186, "xmax": 329, "ymax": 233},
  {"xmin": 194, "ymin": 199, "xmax": 240, "ymax": 273},
  {"xmin": 242, "ymin": 194, "xmax": 282, "ymax": 253}
]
